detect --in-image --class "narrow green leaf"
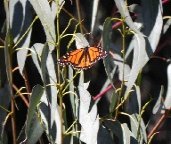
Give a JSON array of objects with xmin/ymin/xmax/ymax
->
[
  {"xmin": 4, "ymin": 29, "xmax": 14, "ymax": 96},
  {"xmin": 109, "ymin": 92, "xmax": 118, "ymax": 113},
  {"xmin": 23, "ymin": 85, "xmax": 44, "ymax": 143},
  {"xmin": 103, "ymin": 120, "xmax": 123, "ymax": 144},
  {"xmin": 25, "ymin": 115, "xmax": 44, "ymax": 144},
  {"xmin": 103, "ymin": 18, "xmax": 116, "ymax": 87},
  {"xmin": 41, "ymin": 43, "xmax": 49, "ymax": 86},
  {"xmin": 26, "ymin": 84, "xmax": 44, "ymax": 135}
]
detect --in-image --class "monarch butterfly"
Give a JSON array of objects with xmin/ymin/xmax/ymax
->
[{"xmin": 57, "ymin": 46, "xmax": 107, "ymax": 70}]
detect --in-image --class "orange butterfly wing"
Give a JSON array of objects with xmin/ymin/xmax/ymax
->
[{"xmin": 58, "ymin": 47, "xmax": 107, "ymax": 70}]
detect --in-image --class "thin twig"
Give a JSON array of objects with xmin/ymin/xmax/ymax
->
[
  {"xmin": 147, "ymin": 109, "xmax": 170, "ymax": 140},
  {"xmin": 23, "ymin": 68, "xmax": 31, "ymax": 97},
  {"xmin": 13, "ymin": 84, "xmax": 29, "ymax": 108},
  {"xmin": 93, "ymin": 85, "xmax": 113, "ymax": 100},
  {"xmin": 12, "ymin": 16, "xmax": 38, "ymax": 49},
  {"xmin": 11, "ymin": 97, "xmax": 16, "ymax": 143}
]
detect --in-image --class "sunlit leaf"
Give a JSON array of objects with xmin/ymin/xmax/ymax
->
[
  {"xmin": 31, "ymin": 43, "xmax": 44, "ymax": 79},
  {"xmin": 9, "ymin": 0, "xmax": 33, "ymax": 75},
  {"xmin": 121, "ymin": 123, "xmax": 137, "ymax": 144},
  {"xmin": 163, "ymin": 18, "xmax": 171, "ymax": 34},
  {"xmin": 162, "ymin": 64, "xmax": 171, "ymax": 112},
  {"xmin": 114, "ymin": 0, "xmax": 144, "ymax": 35},
  {"xmin": 91, "ymin": 0, "xmax": 100, "ymax": 32},
  {"xmin": 153, "ymin": 86, "xmax": 163, "ymax": 114},
  {"xmin": 30, "ymin": 0, "xmax": 56, "ymax": 50},
  {"xmin": 141, "ymin": 0, "xmax": 163, "ymax": 53},
  {"xmin": 40, "ymin": 43, "xmax": 61, "ymax": 143},
  {"xmin": 75, "ymin": 33, "xmax": 90, "ymax": 48},
  {"xmin": 78, "ymin": 79, "xmax": 99, "ymax": 144},
  {"xmin": 125, "ymin": 34, "xmax": 148, "ymax": 96}
]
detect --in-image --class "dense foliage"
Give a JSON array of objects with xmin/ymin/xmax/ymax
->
[{"xmin": 0, "ymin": 0, "xmax": 171, "ymax": 143}]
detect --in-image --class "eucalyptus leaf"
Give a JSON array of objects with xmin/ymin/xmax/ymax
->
[
  {"xmin": 112, "ymin": 53, "xmax": 130, "ymax": 82},
  {"xmin": 141, "ymin": 0, "xmax": 163, "ymax": 53},
  {"xmin": 51, "ymin": 0, "xmax": 65, "ymax": 21},
  {"xmin": 40, "ymin": 43, "xmax": 61, "ymax": 143},
  {"xmin": 103, "ymin": 18, "xmax": 115, "ymax": 87},
  {"xmin": 9, "ymin": 0, "xmax": 33, "ymax": 75},
  {"xmin": 30, "ymin": 0, "xmax": 56, "ymax": 50},
  {"xmin": 114, "ymin": 0, "xmax": 144, "ymax": 35},
  {"xmin": 25, "ymin": 115, "xmax": 44, "ymax": 144},
  {"xmin": 78, "ymin": 81, "xmax": 99, "ymax": 144},
  {"xmin": 121, "ymin": 123, "xmax": 138, "ymax": 144},
  {"xmin": 97, "ymin": 124, "xmax": 114, "ymax": 144},
  {"xmin": 114, "ymin": 0, "xmax": 149, "ymax": 97},
  {"xmin": 163, "ymin": 18, "xmax": 171, "ymax": 34},
  {"xmin": 4, "ymin": 29, "xmax": 14, "ymax": 96},
  {"xmin": 91, "ymin": 0, "xmax": 100, "ymax": 32},
  {"xmin": 31, "ymin": 43, "xmax": 44, "ymax": 79},
  {"xmin": 25, "ymin": 85, "xmax": 44, "ymax": 143},
  {"xmin": 75, "ymin": 33, "xmax": 90, "ymax": 48},
  {"xmin": 153, "ymin": 86, "xmax": 163, "ymax": 114},
  {"xmin": 103, "ymin": 120, "xmax": 123, "ymax": 144},
  {"xmin": 162, "ymin": 64, "xmax": 171, "ymax": 112},
  {"xmin": 129, "ymin": 114, "xmax": 147, "ymax": 143},
  {"xmin": 68, "ymin": 66, "xmax": 77, "ymax": 117},
  {"xmin": 125, "ymin": 34, "xmax": 148, "ymax": 96},
  {"xmin": 135, "ymin": 85, "xmax": 141, "ymax": 113}
]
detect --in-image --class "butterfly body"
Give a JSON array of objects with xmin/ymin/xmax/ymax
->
[{"xmin": 58, "ymin": 46, "xmax": 107, "ymax": 70}]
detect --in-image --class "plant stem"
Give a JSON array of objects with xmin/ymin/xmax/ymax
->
[
  {"xmin": 23, "ymin": 68, "xmax": 31, "ymax": 97},
  {"xmin": 120, "ymin": 20, "xmax": 126, "ymax": 96},
  {"xmin": 11, "ymin": 97, "xmax": 16, "ymax": 143},
  {"xmin": 12, "ymin": 16, "xmax": 38, "ymax": 49},
  {"xmin": 12, "ymin": 84, "xmax": 29, "ymax": 107},
  {"xmin": 147, "ymin": 109, "xmax": 170, "ymax": 140},
  {"xmin": 93, "ymin": 85, "xmax": 113, "ymax": 100},
  {"xmin": 114, "ymin": 19, "xmax": 126, "ymax": 119}
]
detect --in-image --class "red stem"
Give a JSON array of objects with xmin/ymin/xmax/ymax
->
[
  {"xmin": 93, "ymin": 84, "xmax": 113, "ymax": 100},
  {"xmin": 162, "ymin": 0, "xmax": 170, "ymax": 4},
  {"xmin": 147, "ymin": 109, "xmax": 170, "ymax": 140}
]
